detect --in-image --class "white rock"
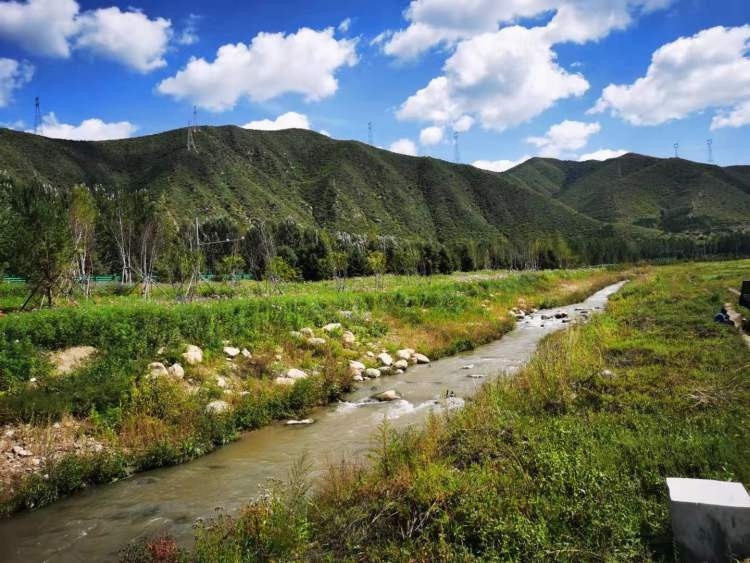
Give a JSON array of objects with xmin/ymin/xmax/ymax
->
[
  {"xmin": 289, "ymin": 330, "xmax": 303, "ymax": 339},
  {"xmin": 378, "ymin": 367, "xmax": 392, "ymax": 376},
  {"xmin": 462, "ymin": 364, "xmax": 475, "ymax": 370},
  {"xmin": 395, "ymin": 369, "xmax": 405, "ymax": 375},
  {"xmin": 413, "ymin": 353, "xmax": 430, "ymax": 364},
  {"xmin": 396, "ymin": 349, "xmax": 414, "ymax": 361},
  {"xmin": 167, "ymin": 363, "xmax": 185, "ymax": 379},
  {"xmin": 601, "ymin": 369, "xmax": 614, "ymax": 378},
  {"xmin": 183, "ymin": 345, "xmax": 203, "ymax": 365},
  {"xmin": 377, "ymin": 352, "xmax": 393, "ymax": 367},
  {"xmin": 467, "ymin": 373, "xmax": 486, "ymax": 379},
  {"xmin": 322, "ymin": 323, "xmax": 342, "ymax": 333},
  {"xmin": 394, "ymin": 359, "xmax": 409, "ymax": 370},
  {"xmin": 241, "ymin": 348, "xmax": 252, "ymax": 358},
  {"xmin": 285, "ymin": 419, "xmax": 314, "ymax": 425},
  {"xmin": 307, "ymin": 337, "xmax": 327, "ymax": 346},
  {"xmin": 223, "ymin": 346, "xmax": 240, "ymax": 358},
  {"xmin": 274, "ymin": 377, "xmax": 296, "ymax": 386},
  {"xmin": 205, "ymin": 400, "xmax": 230, "ymax": 414},
  {"xmin": 215, "ymin": 375, "xmax": 229, "ymax": 388},
  {"xmin": 374, "ymin": 390, "xmax": 400, "ymax": 402},
  {"xmin": 353, "ymin": 374, "xmax": 364, "ymax": 382},
  {"xmin": 349, "ymin": 360, "xmax": 366, "ymax": 371},
  {"xmin": 342, "ymin": 331, "xmax": 356, "ymax": 346},
  {"xmin": 366, "ymin": 351, "xmax": 375, "ymax": 358},
  {"xmin": 364, "ymin": 368, "xmax": 381, "ymax": 379},
  {"xmin": 300, "ymin": 327, "xmax": 315, "ymax": 338},
  {"xmin": 286, "ymin": 368, "xmax": 308, "ymax": 380},
  {"xmin": 148, "ymin": 362, "xmax": 168, "ymax": 377}
]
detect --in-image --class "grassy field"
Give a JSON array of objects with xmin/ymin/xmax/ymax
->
[
  {"xmin": 0, "ymin": 267, "xmax": 623, "ymax": 516},
  {"xmin": 130, "ymin": 260, "xmax": 750, "ymax": 562}
]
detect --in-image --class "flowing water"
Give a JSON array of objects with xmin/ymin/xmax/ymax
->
[{"xmin": 0, "ymin": 281, "xmax": 627, "ymax": 562}]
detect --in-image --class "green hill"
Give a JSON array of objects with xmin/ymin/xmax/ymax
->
[
  {"xmin": 505, "ymin": 153, "xmax": 750, "ymax": 233},
  {"xmin": 0, "ymin": 125, "xmax": 603, "ymax": 246}
]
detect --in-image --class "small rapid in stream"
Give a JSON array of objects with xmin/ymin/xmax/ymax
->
[{"xmin": 0, "ymin": 281, "xmax": 627, "ymax": 562}]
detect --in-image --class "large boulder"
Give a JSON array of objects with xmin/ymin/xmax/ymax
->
[
  {"xmin": 364, "ymin": 368, "xmax": 381, "ymax": 379},
  {"xmin": 396, "ymin": 349, "xmax": 414, "ymax": 361},
  {"xmin": 374, "ymin": 390, "xmax": 400, "ymax": 402},
  {"xmin": 205, "ymin": 400, "xmax": 230, "ymax": 414},
  {"xmin": 394, "ymin": 359, "xmax": 409, "ymax": 370},
  {"xmin": 168, "ymin": 363, "xmax": 185, "ymax": 379},
  {"xmin": 342, "ymin": 331, "xmax": 356, "ymax": 347},
  {"xmin": 377, "ymin": 352, "xmax": 393, "ymax": 367},
  {"xmin": 413, "ymin": 353, "xmax": 430, "ymax": 364},
  {"xmin": 322, "ymin": 323, "xmax": 342, "ymax": 333},
  {"xmin": 349, "ymin": 360, "xmax": 366, "ymax": 371},
  {"xmin": 183, "ymin": 345, "xmax": 203, "ymax": 365},
  {"xmin": 223, "ymin": 346, "xmax": 240, "ymax": 358},
  {"xmin": 147, "ymin": 362, "xmax": 168, "ymax": 378}
]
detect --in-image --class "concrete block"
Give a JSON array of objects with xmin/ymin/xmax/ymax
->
[{"xmin": 667, "ymin": 477, "xmax": 750, "ymax": 562}]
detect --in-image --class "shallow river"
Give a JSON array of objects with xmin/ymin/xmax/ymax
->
[{"xmin": 0, "ymin": 281, "xmax": 626, "ymax": 562}]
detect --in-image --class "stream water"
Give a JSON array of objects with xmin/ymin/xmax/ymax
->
[{"xmin": 0, "ymin": 281, "xmax": 627, "ymax": 562}]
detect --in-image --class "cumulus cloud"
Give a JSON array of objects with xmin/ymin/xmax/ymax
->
[
  {"xmin": 397, "ymin": 27, "xmax": 589, "ymax": 131},
  {"xmin": 75, "ymin": 7, "xmax": 171, "ymax": 73},
  {"xmin": 526, "ymin": 120, "xmax": 600, "ymax": 158},
  {"xmin": 591, "ymin": 26, "xmax": 750, "ymax": 128},
  {"xmin": 578, "ymin": 148, "xmax": 629, "ymax": 161},
  {"xmin": 382, "ymin": 0, "xmax": 673, "ymax": 60},
  {"xmin": 33, "ymin": 112, "xmax": 136, "ymax": 140},
  {"xmin": 338, "ymin": 18, "xmax": 352, "ymax": 33},
  {"xmin": 0, "ymin": 58, "xmax": 33, "ymax": 107},
  {"xmin": 243, "ymin": 111, "xmax": 311, "ymax": 131},
  {"xmin": 472, "ymin": 156, "xmax": 531, "ymax": 173},
  {"xmin": 0, "ymin": 0, "xmax": 173, "ymax": 72},
  {"xmin": 419, "ymin": 125, "xmax": 444, "ymax": 145},
  {"xmin": 158, "ymin": 27, "xmax": 358, "ymax": 111},
  {"xmin": 389, "ymin": 138, "xmax": 418, "ymax": 156},
  {"xmin": 452, "ymin": 115, "xmax": 474, "ymax": 133},
  {"xmin": 389, "ymin": 1, "xmax": 671, "ymax": 133},
  {"xmin": 711, "ymin": 101, "xmax": 750, "ymax": 131}
]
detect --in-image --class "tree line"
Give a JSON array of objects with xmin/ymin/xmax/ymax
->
[{"xmin": 1, "ymin": 177, "xmax": 749, "ymax": 307}]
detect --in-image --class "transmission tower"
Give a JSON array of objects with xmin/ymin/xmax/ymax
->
[
  {"xmin": 33, "ymin": 96, "xmax": 42, "ymax": 135},
  {"xmin": 367, "ymin": 121, "xmax": 373, "ymax": 145},
  {"xmin": 453, "ymin": 132, "xmax": 460, "ymax": 163},
  {"xmin": 673, "ymin": 142, "xmax": 679, "ymax": 159},
  {"xmin": 707, "ymin": 139, "xmax": 714, "ymax": 164},
  {"xmin": 187, "ymin": 105, "xmax": 198, "ymax": 153}
]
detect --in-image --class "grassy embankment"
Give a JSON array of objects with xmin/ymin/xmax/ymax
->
[
  {"xmin": 138, "ymin": 260, "xmax": 750, "ymax": 562},
  {"xmin": 0, "ymin": 268, "xmax": 622, "ymax": 516}
]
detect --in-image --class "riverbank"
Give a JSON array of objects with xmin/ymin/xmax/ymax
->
[
  {"xmin": 147, "ymin": 260, "xmax": 750, "ymax": 562},
  {"xmin": 0, "ymin": 268, "xmax": 624, "ymax": 517}
]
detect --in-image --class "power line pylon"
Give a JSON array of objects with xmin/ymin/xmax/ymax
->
[
  {"xmin": 453, "ymin": 132, "xmax": 460, "ymax": 163},
  {"xmin": 187, "ymin": 105, "xmax": 198, "ymax": 153},
  {"xmin": 33, "ymin": 96, "xmax": 42, "ymax": 135}
]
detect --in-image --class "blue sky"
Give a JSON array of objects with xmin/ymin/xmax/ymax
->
[{"xmin": 0, "ymin": 0, "xmax": 748, "ymax": 169}]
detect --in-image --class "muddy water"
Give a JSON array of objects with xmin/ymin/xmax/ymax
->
[{"xmin": 0, "ymin": 281, "xmax": 626, "ymax": 562}]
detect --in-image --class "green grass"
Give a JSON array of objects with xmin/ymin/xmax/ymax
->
[
  {"xmin": 150, "ymin": 259, "xmax": 750, "ymax": 562},
  {"xmin": 0, "ymin": 267, "xmax": 623, "ymax": 516}
]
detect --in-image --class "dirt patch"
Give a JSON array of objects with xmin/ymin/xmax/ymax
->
[{"xmin": 49, "ymin": 346, "xmax": 97, "ymax": 375}]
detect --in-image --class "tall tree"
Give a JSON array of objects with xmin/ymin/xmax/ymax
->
[{"xmin": 69, "ymin": 184, "xmax": 98, "ymax": 298}]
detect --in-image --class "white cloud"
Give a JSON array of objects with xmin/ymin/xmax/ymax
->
[
  {"xmin": 578, "ymin": 148, "xmax": 628, "ymax": 161},
  {"xmin": 592, "ymin": 26, "xmax": 750, "ymax": 127},
  {"xmin": 75, "ymin": 7, "xmax": 171, "ymax": 73},
  {"xmin": 452, "ymin": 115, "xmax": 474, "ymax": 133},
  {"xmin": 711, "ymin": 101, "xmax": 750, "ymax": 130},
  {"xmin": 472, "ymin": 156, "xmax": 531, "ymax": 173},
  {"xmin": 0, "ymin": 58, "xmax": 33, "ymax": 107},
  {"xmin": 389, "ymin": 138, "xmax": 418, "ymax": 156},
  {"xmin": 382, "ymin": 0, "xmax": 673, "ymax": 60},
  {"xmin": 0, "ymin": 0, "xmax": 79, "ymax": 57},
  {"xmin": 419, "ymin": 125, "xmax": 444, "ymax": 145},
  {"xmin": 33, "ymin": 112, "xmax": 136, "ymax": 140},
  {"xmin": 177, "ymin": 13, "xmax": 200, "ymax": 46},
  {"xmin": 158, "ymin": 27, "xmax": 358, "ymax": 111},
  {"xmin": 0, "ymin": 0, "xmax": 173, "ymax": 72},
  {"xmin": 397, "ymin": 27, "xmax": 589, "ymax": 131},
  {"xmin": 242, "ymin": 111, "xmax": 311, "ymax": 131},
  {"xmin": 526, "ymin": 120, "xmax": 600, "ymax": 158},
  {"xmin": 319, "ymin": 129, "xmax": 331, "ymax": 137},
  {"xmin": 338, "ymin": 18, "xmax": 352, "ymax": 33}
]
